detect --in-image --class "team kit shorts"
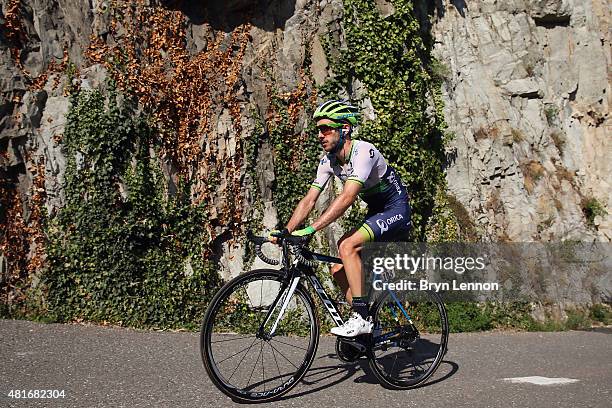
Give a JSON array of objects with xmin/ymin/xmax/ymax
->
[{"xmin": 358, "ymin": 199, "xmax": 411, "ymax": 242}]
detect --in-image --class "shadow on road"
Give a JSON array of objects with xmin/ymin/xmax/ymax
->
[
  {"xmin": 276, "ymin": 354, "xmax": 364, "ymax": 401},
  {"xmin": 411, "ymin": 360, "xmax": 459, "ymax": 389},
  {"xmin": 275, "ymin": 353, "xmax": 459, "ymax": 401}
]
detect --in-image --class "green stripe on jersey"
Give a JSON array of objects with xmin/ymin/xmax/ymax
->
[
  {"xmin": 311, "ymin": 183, "xmax": 323, "ymax": 191},
  {"xmin": 346, "ymin": 177, "xmax": 364, "ymax": 186},
  {"xmin": 360, "ymin": 180, "xmax": 389, "ymax": 196},
  {"xmin": 358, "ymin": 224, "xmax": 375, "ymax": 241}
]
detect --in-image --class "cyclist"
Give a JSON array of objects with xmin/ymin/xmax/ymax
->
[{"xmin": 272, "ymin": 99, "xmax": 411, "ymax": 337}]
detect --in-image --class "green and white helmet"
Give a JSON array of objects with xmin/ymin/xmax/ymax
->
[{"xmin": 313, "ymin": 100, "xmax": 360, "ymax": 126}]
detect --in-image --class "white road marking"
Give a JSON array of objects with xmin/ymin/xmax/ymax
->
[{"xmin": 502, "ymin": 376, "xmax": 579, "ymax": 385}]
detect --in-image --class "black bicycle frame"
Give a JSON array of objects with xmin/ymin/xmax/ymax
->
[
  {"xmin": 305, "ymin": 271, "xmax": 345, "ymax": 326},
  {"xmin": 256, "ymin": 244, "xmax": 415, "ymax": 343},
  {"xmin": 256, "ymin": 245, "xmax": 346, "ymax": 336}
]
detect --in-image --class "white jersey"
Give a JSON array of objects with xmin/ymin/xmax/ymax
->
[
  {"xmin": 311, "ymin": 140, "xmax": 407, "ymax": 208},
  {"xmin": 312, "ymin": 140, "xmax": 385, "ymax": 190}
]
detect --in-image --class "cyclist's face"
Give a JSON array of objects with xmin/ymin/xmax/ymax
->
[{"xmin": 316, "ymin": 119, "xmax": 345, "ymax": 152}]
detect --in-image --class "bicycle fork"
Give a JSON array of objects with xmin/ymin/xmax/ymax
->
[
  {"xmin": 257, "ymin": 276, "xmax": 301, "ymax": 339},
  {"xmin": 258, "ymin": 268, "xmax": 347, "ymax": 339}
]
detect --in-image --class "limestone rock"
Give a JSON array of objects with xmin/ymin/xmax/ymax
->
[
  {"xmin": 374, "ymin": 0, "xmax": 395, "ymax": 18},
  {"xmin": 432, "ymin": 0, "xmax": 610, "ymax": 242}
]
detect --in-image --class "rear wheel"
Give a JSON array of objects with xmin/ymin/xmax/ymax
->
[
  {"xmin": 200, "ymin": 269, "xmax": 319, "ymax": 402},
  {"xmin": 367, "ymin": 290, "xmax": 448, "ymax": 389}
]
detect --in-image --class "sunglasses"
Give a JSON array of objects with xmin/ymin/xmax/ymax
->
[{"xmin": 317, "ymin": 123, "xmax": 343, "ymax": 134}]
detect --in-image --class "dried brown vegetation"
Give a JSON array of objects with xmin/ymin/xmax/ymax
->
[
  {"xmin": 520, "ymin": 160, "xmax": 545, "ymax": 194},
  {"xmin": 86, "ymin": 1, "xmax": 253, "ymax": 230}
]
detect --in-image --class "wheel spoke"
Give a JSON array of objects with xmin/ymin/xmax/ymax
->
[
  {"xmin": 227, "ymin": 337, "xmax": 259, "ymax": 381},
  {"xmin": 216, "ymin": 339, "xmax": 256, "ymax": 365},
  {"xmin": 261, "ymin": 341, "xmax": 266, "ymax": 392},
  {"xmin": 269, "ymin": 342, "xmax": 299, "ymax": 370},
  {"xmin": 211, "ymin": 335, "xmax": 253, "ymax": 344},
  {"xmin": 247, "ymin": 340, "xmax": 264, "ymax": 388},
  {"xmin": 239, "ymin": 285, "xmax": 254, "ymax": 309},
  {"xmin": 271, "ymin": 338, "xmax": 308, "ymax": 351},
  {"xmin": 269, "ymin": 341, "xmax": 284, "ymax": 384},
  {"xmin": 390, "ymin": 349, "xmax": 400, "ymax": 378}
]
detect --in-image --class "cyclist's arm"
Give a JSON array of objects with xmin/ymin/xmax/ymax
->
[
  {"xmin": 285, "ymin": 155, "xmax": 333, "ymax": 232},
  {"xmin": 311, "ymin": 181, "xmax": 361, "ymax": 231},
  {"xmin": 309, "ymin": 143, "xmax": 374, "ymax": 231},
  {"xmin": 286, "ymin": 187, "xmax": 322, "ymax": 232}
]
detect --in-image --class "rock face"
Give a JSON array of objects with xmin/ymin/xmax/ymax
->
[
  {"xmin": 430, "ymin": 0, "xmax": 610, "ymax": 241},
  {"xmin": 1, "ymin": 0, "xmax": 97, "ymax": 220},
  {"xmin": 1, "ymin": 0, "xmax": 610, "ymax": 285}
]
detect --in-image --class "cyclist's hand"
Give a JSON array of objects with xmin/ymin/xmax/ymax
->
[
  {"xmin": 268, "ymin": 228, "xmax": 288, "ymax": 244},
  {"xmin": 291, "ymin": 226, "xmax": 316, "ymax": 237}
]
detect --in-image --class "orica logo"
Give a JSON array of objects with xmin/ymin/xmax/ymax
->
[
  {"xmin": 376, "ymin": 219, "xmax": 389, "ymax": 233},
  {"xmin": 387, "ymin": 214, "xmax": 403, "ymax": 224},
  {"xmin": 376, "ymin": 214, "xmax": 404, "ymax": 234},
  {"xmin": 387, "ymin": 172, "xmax": 402, "ymax": 195}
]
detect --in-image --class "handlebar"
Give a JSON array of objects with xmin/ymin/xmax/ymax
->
[{"xmin": 247, "ymin": 231, "xmax": 317, "ymax": 267}]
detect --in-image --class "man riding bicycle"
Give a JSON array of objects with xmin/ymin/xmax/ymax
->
[{"xmin": 273, "ymin": 99, "xmax": 411, "ymax": 337}]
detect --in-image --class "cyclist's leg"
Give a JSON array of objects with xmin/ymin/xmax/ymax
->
[
  {"xmin": 331, "ymin": 204, "xmax": 411, "ymax": 337},
  {"xmin": 359, "ymin": 204, "xmax": 411, "ymax": 301},
  {"xmin": 337, "ymin": 228, "xmax": 367, "ymax": 302},
  {"xmin": 331, "ymin": 226, "xmax": 362, "ymax": 304},
  {"xmin": 330, "ymin": 263, "xmax": 352, "ymax": 303},
  {"xmin": 335, "ymin": 202, "xmax": 412, "ymax": 301},
  {"xmin": 330, "ymin": 228, "xmax": 372, "ymax": 336}
]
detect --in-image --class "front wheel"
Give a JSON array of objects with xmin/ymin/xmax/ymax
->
[
  {"xmin": 367, "ymin": 289, "xmax": 448, "ymax": 389},
  {"xmin": 200, "ymin": 269, "xmax": 319, "ymax": 403}
]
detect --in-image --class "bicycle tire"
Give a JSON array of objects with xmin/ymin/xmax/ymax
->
[
  {"xmin": 367, "ymin": 289, "xmax": 448, "ymax": 389},
  {"xmin": 200, "ymin": 269, "xmax": 319, "ymax": 402}
]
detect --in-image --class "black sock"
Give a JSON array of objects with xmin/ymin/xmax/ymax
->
[{"xmin": 351, "ymin": 296, "xmax": 369, "ymax": 319}]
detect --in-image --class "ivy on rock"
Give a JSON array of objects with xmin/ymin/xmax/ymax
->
[
  {"xmin": 320, "ymin": 0, "xmax": 451, "ymax": 240},
  {"xmin": 43, "ymin": 88, "xmax": 220, "ymax": 329}
]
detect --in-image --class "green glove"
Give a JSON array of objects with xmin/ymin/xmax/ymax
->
[
  {"xmin": 292, "ymin": 226, "xmax": 316, "ymax": 237},
  {"xmin": 268, "ymin": 228, "xmax": 289, "ymax": 242},
  {"xmin": 268, "ymin": 229, "xmax": 281, "ymax": 240}
]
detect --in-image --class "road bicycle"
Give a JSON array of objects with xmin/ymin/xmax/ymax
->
[{"xmin": 200, "ymin": 232, "xmax": 449, "ymax": 403}]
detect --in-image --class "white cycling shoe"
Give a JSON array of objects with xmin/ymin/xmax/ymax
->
[{"xmin": 330, "ymin": 312, "xmax": 373, "ymax": 337}]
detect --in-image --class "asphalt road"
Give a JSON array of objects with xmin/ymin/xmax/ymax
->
[{"xmin": 1, "ymin": 319, "xmax": 610, "ymax": 407}]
